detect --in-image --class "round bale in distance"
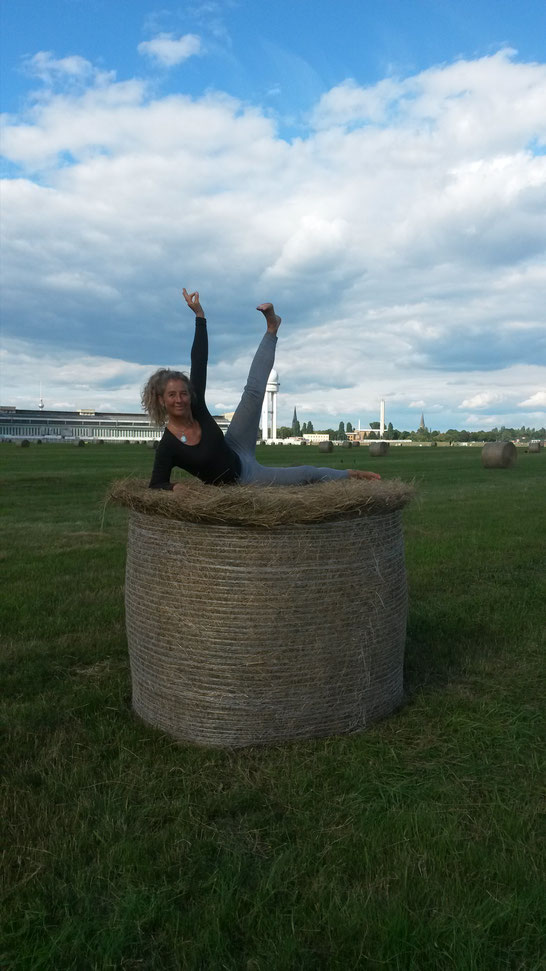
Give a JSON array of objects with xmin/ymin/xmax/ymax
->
[
  {"xmin": 481, "ymin": 441, "xmax": 517, "ymax": 468},
  {"xmin": 110, "ymin": 477, "xmax": 414, "ymax": 748},
  {"xmin": 318, "ymin": 440, "xmax": 334, "ymax": 453},
  {"xmin": 528, "ymin": 442, "xmax": 542, "ymax": 453},
  {"xmin": 369, "ymin": 441, "xmax": 390, "ymax": 457}
]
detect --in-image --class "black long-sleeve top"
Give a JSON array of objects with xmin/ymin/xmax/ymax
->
[{"xmin": 149, "ymin": 318, "xmax": 241, "ymax": 489}]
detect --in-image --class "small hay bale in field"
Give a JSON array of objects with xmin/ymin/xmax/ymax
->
[
  {"xmin": 318, "ymin": 440, "xmax": 334, "ymax": 453},
  {"xmin": 17, "ymin": 439, "xmax": 31, "ymax": 447},
  {"xmin": 528, "ymin": 442, "xmax": 542, "ymax": 453},
  {"xmin": 342, "ymin": 440, "xmax": 352, "ymax": 448},
  {"xmin": 74, "ymin": 439, "xmax": 85, "ymax": 447},
  {"xmin": 481, "ymin": 441, "xmax": 517, "ymax": 468},
  {"xmin": 109, "ymin": 477, "xmax": 414, "ymax": 748},
  {"xmin": 369, "ymin": 441, "xmax": 390, "ymax": 457}
]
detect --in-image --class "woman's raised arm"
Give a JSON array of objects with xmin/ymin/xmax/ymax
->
[{"xmin": 183, "ymin": 287, "xmax": 207, "ymax": 402}]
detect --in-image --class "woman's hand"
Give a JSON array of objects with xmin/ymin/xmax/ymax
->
[
  {"xmin": 348, "ymin": 469, "xmax": 382, "ymax": 481},
  {"xmin": 182, "ymin": 288, "xmax": 205, "ymax": 317}
]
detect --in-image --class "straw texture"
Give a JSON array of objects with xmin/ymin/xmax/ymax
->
[
  {"xmin": 120, "ymin": 477, "xmax": 412, "ymax": 747},
  {"xmin": 109, "ymin": 476, "xmax": 413, "ymax": 528},
  {"xmin": 481, "ymin": 441, "xmax": 517, "ymax": 468}
]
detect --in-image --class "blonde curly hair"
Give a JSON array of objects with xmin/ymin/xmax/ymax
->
[{"xmin": 141, "ymin": 369, "xmax": 195, "ymax": 427}]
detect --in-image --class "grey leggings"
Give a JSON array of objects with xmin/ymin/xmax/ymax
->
[{"xmin": 224, "ymin": 331, "xmax": 349, "ymax": 486}]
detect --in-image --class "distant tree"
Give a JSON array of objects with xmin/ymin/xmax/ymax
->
[
  {"xmin": 401, "ymin": 431, "xmax": 410, "ymax": 439},
  {"xmin": 369, "ymin": 421, "xmax": 380, "ymax": 429},
  {"xmin": 346, "ymin": 421, "xmax": 353, "ymax": 433},
  {"xmin": 387, "ymin": 422, "xmax": 394, "ymax": 438},
  {"xmin": 301, "ymin": 421, "xmax": 308, "ymax": 434},
  {"xmin": 307, "ymin": 420, "xmax": 314, "ymax": 433},
  {"xmin": 338, "ymin": 421, "xmax": 346, "ymax": 440},
  {"xmin": 293, "ymin": 419, "xmax": 301, "ymax": 437},
  {"xmin": 368, "ymin": 431, "xmax": 377, "ymax": 439},
  {"xmin": 277, "ymin": 426, "xmax": 292, "ymax": 439},
  {"xmin": 391, "ymin": 428, "xmax": 400, "ymax": 440}
]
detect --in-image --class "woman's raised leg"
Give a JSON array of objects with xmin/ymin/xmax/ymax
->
[{"xmin": 225, "ymin": 304, "xmax": 281, "ymax": 457}]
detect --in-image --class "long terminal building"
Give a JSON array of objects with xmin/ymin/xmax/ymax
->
[{"xmin": 0, "ymin": 406, "xmax": 230, "ymax": 442}]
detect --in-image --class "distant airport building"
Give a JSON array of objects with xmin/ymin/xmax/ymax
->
[
  {"xmin": 346, "ymin": 429, "xmax": 374, "ymax": 442},
  {"xmin": 0, "ymin": 406, "xmax": 230, "ymax": 442}
]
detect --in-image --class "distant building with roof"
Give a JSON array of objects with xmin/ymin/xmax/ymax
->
[{"xmin": 0, "ymin": 406, "xmax": 230, "ymax": 442}]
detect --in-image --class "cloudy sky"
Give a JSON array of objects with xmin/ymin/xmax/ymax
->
[{"xmin": 1, "ymin": 0, "xmax": 545, "ymax": 431}]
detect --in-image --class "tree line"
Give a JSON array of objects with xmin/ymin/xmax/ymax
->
[{"xmin": 271, "ymin": 421, "xmax": 545, "ymax": 442}]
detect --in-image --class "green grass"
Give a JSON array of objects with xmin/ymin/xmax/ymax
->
[{"xmin": 1, "ymin": 443, "xmax": 545, "ymax": 970}]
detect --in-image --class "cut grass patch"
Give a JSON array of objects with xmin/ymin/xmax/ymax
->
[{"xmin": 1, "ymin": 444, "xmax": 545, "ymax": 970}]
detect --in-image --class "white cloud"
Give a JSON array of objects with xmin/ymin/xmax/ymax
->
[
  {"xmin": 519, "ymin": 390, "xmax": 546, "ymax": 407},
  {"xmin": 459, "ymin": 391, "xmax": 505, "ymax": 409},
  {"xmin": 1, "ymin": 49, "xmax": 546, "ymax": 430},
  {"xmin": 23, "ymin": 51, "xmax": 115, "ymax": 88},
  {"xmin": 137, "ymin": 33, "xmax": 202, "ymax": 67}
]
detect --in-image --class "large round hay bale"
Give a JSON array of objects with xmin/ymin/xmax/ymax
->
[
  {"xmin": 369, "ymin": 441, "xmax": 390, "ymax": 457},
  {"xmin": 318, "ymin": 440, "xmax": 333, "ymax": 453},
  {"xmin": 528, "ymin": 442, "xmax": 542, "ymax": 453},
  {"xmin": 481, "ymin": 441, "xmax": 517, "ymax": 468},
  {"xmin": 109, "ymin": 478, "xmax": 414, "ymax": 748}
]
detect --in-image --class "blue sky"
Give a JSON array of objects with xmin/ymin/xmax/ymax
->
[{"xmin": 1, "ymin": 0, "xmax": 545, "ymax": 430}]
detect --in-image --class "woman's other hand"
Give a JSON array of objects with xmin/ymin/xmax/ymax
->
[
  {"xmin": 348, "ymin": 469, "xmax": 382, "ymax": 481},
  {"xmin": 182, "ymin": 288, "xmax": 205, "ymax": 317}
]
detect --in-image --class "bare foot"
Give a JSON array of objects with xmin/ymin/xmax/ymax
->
[
  {"xmin": 257, "ymin": 302, "xmax": 282, "ymax": 334},
  {"xmin": 348, "ymin": 469, "xmax": 382, "ymax": 481}
]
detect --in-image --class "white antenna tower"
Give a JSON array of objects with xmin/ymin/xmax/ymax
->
[{"xmin": 39, "ymin": 382, "xmax": 44, "ymax": 410}]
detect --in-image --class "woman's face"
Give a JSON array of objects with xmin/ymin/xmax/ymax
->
[{"xmin": 160, "ymin": 379, "xmax": 192, "ymax": 421}]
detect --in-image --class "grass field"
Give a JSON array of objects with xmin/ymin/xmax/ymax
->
[{"xmin": 1, "ymin": 443, "xmax": 545, "ymax": 970}]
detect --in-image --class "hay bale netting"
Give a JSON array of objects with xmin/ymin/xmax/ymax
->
[
  {"xmin": 528, "ymin": 442, "xmax": 542, "ymax": 453},
  {"xmin": 318, "ymin": 440, "xmax": 334, "ymax": 453},
  {"xmin": 369, "ymin": 441, "xmax": 390, "ymax": 457},
  {"xmin": 481, "ymin": 441, "xmax": 517, "ymax": 468},
  {"xmin": 109, "ymin": 477, "xmax": 414, "ymax": 748}
]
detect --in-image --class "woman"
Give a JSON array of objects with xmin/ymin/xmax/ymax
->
[{"xmin": 142, "ymin": 289, "xmax": 381, "ymax": 490}]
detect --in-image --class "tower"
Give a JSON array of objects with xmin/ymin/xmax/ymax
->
[
  {"xmin": 419, "ymin": 412, "xmax": 426, "ymax": 431},
  {"xmin": 260, "ymin": 369, "xmax": 279, "ymax": 440},
  {"xmin": 380, "ymin": 399, "xmax": 385, "ymax": 439},
  {"xmin": 291, "ymin": 406, "xmax": 298, "ymax": 433}
]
